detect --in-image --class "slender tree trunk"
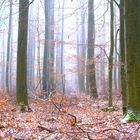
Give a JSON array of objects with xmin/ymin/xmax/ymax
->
[
  {"xmin": 120, "ymin": 0, "xmax": 127, "ymax": 115},
  {"xmin": 6, "ymin": 0, "xmax": 13, "ymax": 94},
  {"xmin": 2, "ymin": 32, "xmax": 6, "ymax": 89},
  {"xmin": 9, "ymin": 32, "xmax": 13, "ymax": 92},
  {"xmin": 108, "ymin": 0, "xmax": 114, "ymax": 107},
  {"xmin": 43, "ymin": 0, "xmax": 49, "ymax": 93},
  {"xmin": 113, "ymin": 6, "xmax": 118, "ymax": 92},
  {"xmin": 36, "ymin": 3, "xmax": 41, "ymax": 90},
  {"xmin": 56, "ymin": 0, "xmax": 65, "ymax": 93},
  {"xmin": 27, "ymin": 4, "xmax": 35, "ymax": 90},
  {"xmin": 78, "ymin": 4, "xmax": 86, "ymax": 93},
  {"xmin": 60, "ymin": 0, "xmax": 65, "ymax": 93},
  {"xmin": 49, "ymin": 0, "xmax": 55, "ymax": 91},
  {"xmin": 43, "ymin": 0, "xmax": 55, "ymax": 96}
]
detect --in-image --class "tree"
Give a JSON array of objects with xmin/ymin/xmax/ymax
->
[
  {"xmin": 56, "ymin": 0, "xmax": 65, "ymax": 93},
  {"xmin": 36, "ymin": 1, "xmax": 42, "ymax": 90},
  {"xmin": 120, "ymin": 0, "xmax": 127, "ymax": 115},
  {"xmin": 86, "ymin": 0, "xmax": 98, "ymax": 98},
  {"xmin": 27, "ymin": 3, "xmax": 36, "ymax": 90},
  {"xmin": 43, "ymin": 0, "xmax": 55, "ymax": 96},
  {"xmin": 108, "ymin": 0, "xmax": 114, "ymax": 107},
  {"xmin": 16, "ymin": 0, "xmax": 30, "ymax": 111},
  {"xmin": 121, "ymin": 0, "xmax": 140, "ymax": 122},
  {"xmin": 6, "ymin": 0, "xmax": 13, "ymax": 94},
  {"xmin": 77, "ymin": 0, "xmax": 86, "ymax": 93}
]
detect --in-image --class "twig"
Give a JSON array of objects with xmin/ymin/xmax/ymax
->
[
  {"xmin": 101, "ymin": 128, "xmax": 128, "ymax": 134},
  {"xmin": 29, "ymin": 0, "xmax": 35, "ymax": 5},
  {"xmin": 38, "ymin": 125, "xmax": 56, "ymax": 133},
  {"xmin": 76, "ymin": 125, "xmax": 93, "ymax": 140},
  {"xmin": 113, "ymin": 0, "xmax": 120, "ymax": 9}
]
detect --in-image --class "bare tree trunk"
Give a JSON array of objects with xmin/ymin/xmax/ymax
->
[
  {"xmin": 121, "ymin": 0, "xmax": 140, "ymax": 123},
  {"xmin": 6, "ymin": 0, "xmax": 13, "ymax": 94},
  {"xmin": 108, "ymin": 0, "xmax": 114, "ymax": 107},
  {"xmin": 27, "ymin": 4, "xmax": 36, "ymax": 90},
  {"xmin": 36, "ymin": 2, "xmax": 41, "ymax": 90},
  {"xmin": 16, "ymin": 0, "xmax": 29, "ymax": 110},
  {"xmin": 120, "ymin": 0, "xmax": 127, "ymax": 115},
  {"xmin": 56, "ymin": 0, "xmax": 65, "ymax": 93},
  {"xmin": 43, "ymin": 0, "xmax": 55, "ymax": 96},
  {"xmin": 78, "ymin": 1, "xmax": 86, "ymax": 93},
  {"xmin": 86, "ymin": 0, "xmax": 98, "ymax": 98}
]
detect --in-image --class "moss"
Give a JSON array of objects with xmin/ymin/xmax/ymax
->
[
  {"xmin": 16, "ymin": 103, "xmax": 32, "ymax": 112},
  {"xmin": 121, "ymin": 109, "xmax": 140, "ymax": 123},
  {"xmin": 102, "ymin": 107, "xmax": 116, "ymax": 112}
]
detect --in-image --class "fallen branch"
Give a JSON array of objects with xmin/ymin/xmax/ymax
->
[
  {"xmin": 101, "ymin": 128, "xmax": 129, "ymax": 134},
  {"xmin": 38, "ymin": 125, "xmax": 56, "ymax": 133}
]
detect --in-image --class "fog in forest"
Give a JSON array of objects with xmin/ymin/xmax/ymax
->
[
  {"xmin": 0, "ymin": 0, "xmax": 119, "ymax": 97},
  {"xmin": 1, "ymin": 0, "xmax": 140, "ymax": 139}
]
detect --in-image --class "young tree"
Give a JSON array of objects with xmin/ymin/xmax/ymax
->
[
  {"xmin": 6, "ymin": 0, "xmax": 13, "ymax": 94},
  {"xmin": 27, "ymin": 3, "xmax": 36, "ymax": 90},
  {"xmin": 36, "ymin": 2, "xmax": 42, "ymax": 90},
  {"xmin": 86, "ymin": 0, "xmax": 98, "ymax": 98},
  {"xmin": 108, "ymin": 0, "xmax": 114, "ymax": 107},
  {"xmin": 77, "ymin": 0, "xmax": 86, "ymax": 93},
  {"xmin": 56, "ymin": 0, "xmax": 65, "ymax": 93},
  {"xmin": 121, "ymin": 0, "xmax": 140, "ymax": 122},
  {"xmin": 16, "ymin": 0, "xmax": 30, "ymax": 111}
]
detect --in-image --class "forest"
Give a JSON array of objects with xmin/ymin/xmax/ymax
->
[{"xmin": 0, "ymin": 0, "xmax": 140, "ymax": 139}]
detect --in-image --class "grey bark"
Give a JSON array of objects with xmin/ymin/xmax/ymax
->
[
  {"xmin": 86, "ymin": 0, "xmax": 98, "ymax": 98},
  {"xmin": 43, "ymin": 0, "xmax": 55, "ymax": 96},
  {"xmin": 6, "ymin": 0, "xmax": 13, "ymax": 93}
]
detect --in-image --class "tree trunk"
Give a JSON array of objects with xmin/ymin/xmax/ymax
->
[
  {"xmin": 121, "ymin": 0, "xmax": 140, "ymax": 122},
  {"xmin": 6, "ymin": 0, "xmax": 13, "ymax": 94},
  {"xmin": 36, "ymin": 3, "xmax": 41, "ymax": 90},
  {"xmin": 56, "ymin": 0, "xmax": 65, "ymax": 93},
  {"xmin": 108, "ymin": 0, "xmax": 114, "ymax": 107},
  {"xmin": 16, "ymin": 0, "xmax": 29, "ymax": 110},
  {"xmin": 86, "ymin": 0, "xmax": 98, "ymax": 98},
  {"xmin": 78, "ymin": 3, "xmax": 86, "ymax": 93},
  {"xmin": 126, "ymin": 0, "xmax": 140, "ymax": 115},
  {"xmin": 120, "ymin": 0, "xmax": 127, "ymax": 115},
  {"xmin": 43, "ymin": 0, "xmax": 55, "ymax": 96},
  {"xmin": 27, "ymin": 4, "xmax": 35, "ymax": 90}
]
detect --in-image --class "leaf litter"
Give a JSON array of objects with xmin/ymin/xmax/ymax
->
[{"xmin": 0, "ymin": 92, "xmax": 139, "ymax": 140}]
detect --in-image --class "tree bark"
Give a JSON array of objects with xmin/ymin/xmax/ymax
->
[
  {"xmin": 120, "ymin": 0, "xmax": 127, "ymax": 115},
  {"xmin": 6, "ymin": 0, "xmax": 13, "ymax": 94},
  {"xmin": 43, "ymin": 0, "xmax": 55, "ymax": 96},
  {"xmin": 121, "ymin": 0, "xmax": 140, "ymax": 122},
  {"xmin": 125, "ymin": 0, "xmax": 140, "ymax": 114},
  {"xmin": 108, "ymin": 0, "xmax": 114, "ymax": 107},
  {"xmin": 16, "ymin": 0, "xmax": 29, "ymax": 108},
  {"xmin": 86, "ymin": 0, "xmax": 98, "ymax": 98}
]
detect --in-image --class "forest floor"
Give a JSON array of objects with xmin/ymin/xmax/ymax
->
[{"xmin": 0, "ymin": 92, "xmax": 140, "ymax": 140}]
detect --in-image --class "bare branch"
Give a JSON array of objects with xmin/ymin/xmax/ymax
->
[
  {"xmin": 113, "ymin": 0, "xmax": 120, "ymax": 9},
  {"xmin": 29, "ymin": 0, "xmax": 35, "ymax": 5},
  {"xmin": 108, "ymin": 0, "xmax": 120, "ymax": 9}
]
